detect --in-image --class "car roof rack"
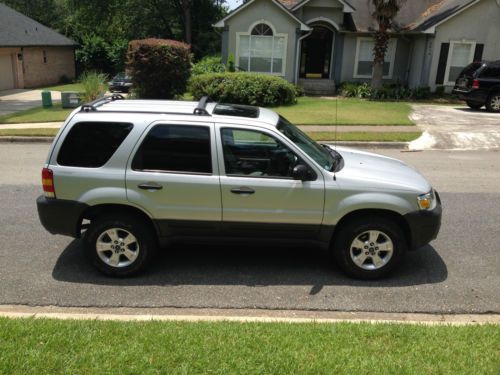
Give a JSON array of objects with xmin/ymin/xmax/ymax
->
[
  {"xmin": 81, "ymin": 94, "xmax": 125, "ymax": 112},
  {"xmin": 193, "ymin": 96, "xmax": 212, "ymax": 116}
]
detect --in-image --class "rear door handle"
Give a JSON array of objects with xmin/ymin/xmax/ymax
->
[
  {"xmin": 138, "ymin": 182, "xmax": 163, "ymax": 191},
  {"xmin": 231, "ymin": 187, "xmax": 255, "ymax": 195}
]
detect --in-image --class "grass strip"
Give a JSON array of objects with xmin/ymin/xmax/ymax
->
[
  {"xmin": 0, "ymin": 128, "xmax": 59, "ymax": 137},
  {"xmin": 0, "ymin": 318, "xmax": 498, "ymax": 374},
  {"xmin": 41, "ymin": 83, "xmax": 85, "ymax": 92},
  {"xmin": 273, "ymin": 97, "xmax": 414, "ymax": 126},
  {"xmin": 0, "ymin": 104, "xmax": 72, "ymax": 124},
  {"xmin": 307, "ymin": 131, "xmax": 422, "ymax": 142}
]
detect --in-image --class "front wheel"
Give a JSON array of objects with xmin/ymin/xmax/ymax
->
[
  {"xmin": 84, "ymin": 214, "xmax": 157, "ymax": 277},
  {"xmin": 485, "ymin": 93, "xmax": 500, "ymax": 113},
  {"xmin": 332, "ymin": 217, "xmax": 406, "ymax": 279}
]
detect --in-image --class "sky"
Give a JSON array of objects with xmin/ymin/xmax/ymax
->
[{"xmin": 225, "ymin": 0, "xmax": 243, "ymax": 10}]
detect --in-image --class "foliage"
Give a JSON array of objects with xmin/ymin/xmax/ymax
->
[
  {"xmin": 227, "ymin": 53, "xmax": 236, "ymax": 72},
  {"xmin": 127, "ymin": 39, "xmax": 192, "ymax": 99},
  {"xmin": 75, "ymin": 34, "xmax": 110, "ymax": 74},
  {"xmin": 339, "ymin": 82, "xmax": 432, "ymax": 101},
  {"xmin": 192, "ymin": 55, "xmax": 226, "ymax": 76},
  {"xmin": 189, "ymin": 73, "xmax": 297, "ymax": 106},
  {"xmin": 79, "ymin": 71, "xmax": 108, "ymax": 102}
]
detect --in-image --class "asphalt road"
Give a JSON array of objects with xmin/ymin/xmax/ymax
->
[{"xmin": 0, "ymin": 143, "xmax": 499, "ymax": 313}]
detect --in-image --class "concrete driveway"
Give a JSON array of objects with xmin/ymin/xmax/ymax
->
[
  {"xmin": 0, "ymin": 89, "xmax": 62, "ymax": 116},
  {"xmin": 410, "ymin": 104, "xmax": 500, "ymax": 150}
]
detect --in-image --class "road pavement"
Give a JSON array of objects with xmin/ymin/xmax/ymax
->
[{"xmin": 0, "ymin": 143, "xmax": 498, "ymax": 313}]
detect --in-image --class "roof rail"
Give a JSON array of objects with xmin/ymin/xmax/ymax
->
[
  {"xmin": 193, "ymin": 96, "xmax": 212, "ymax": 116},
  {"xmin": 81, "ymin": 94, "xmax": 125, "ymax": 112}
]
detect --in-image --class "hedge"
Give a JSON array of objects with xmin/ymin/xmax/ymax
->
[{"xmin": 189, "ymin": 72, "xmax": 297, "ymax": 106}]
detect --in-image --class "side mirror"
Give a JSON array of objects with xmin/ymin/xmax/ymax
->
[{"xmin": 292, "ymin": 164, "xmax": 313, "ymax": 181}]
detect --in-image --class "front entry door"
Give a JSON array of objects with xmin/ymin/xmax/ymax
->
[
  {"xmin": 300, "ymin": 26, "xmax": 333, "ymax": 79},
  {"xmin": 216, "ymin": 125, "xmax": 325, "ymax": 239}
]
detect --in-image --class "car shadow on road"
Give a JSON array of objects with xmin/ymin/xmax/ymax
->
[{"xmin": 52, "ymin": 240, "xmax": 447, "ymax": 291}]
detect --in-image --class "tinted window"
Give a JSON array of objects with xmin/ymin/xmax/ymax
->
[
  {"xmin": 58, "ymin": 122, "xmax": 133, "ymax": 168},
  {"xmin": 221, "ymin": 128, "xmax": 299, "ymax": 178},
  {"xmin": 480, "ymin": 67, "xmax": 500, "ymax": 78},
  {"xmin": 459, "ymin": 62, "xmax": 483, "ymax": 77},
  {"xmin": 132, "ymin": 125, "xmax": 211, "ymax": 173}
]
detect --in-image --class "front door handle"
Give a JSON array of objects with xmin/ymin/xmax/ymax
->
[
  {"xmin": 231, "ymin": 186, "xmax": 255, "ymax": 195},
  {"xmin": 138, "ymin": 182, "xmax": 163, "ymax": 191}
]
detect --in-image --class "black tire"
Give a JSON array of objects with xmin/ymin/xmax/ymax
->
[
  {"xmin": 84, "ymin": 214, "xmax": 157, "ymax": 277},
  {"xmin": 466, "ymin": 101, "xmax": 483, "ymax": 110},
  {"xmin": 332, "ymin": 216, "xmax": 406, "ymax": 280},
  {"xmin": 485, "ymin": 92, "xmax": 500, "ymax": 113}
]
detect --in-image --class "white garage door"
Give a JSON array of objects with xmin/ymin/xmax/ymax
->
[{"xmin": 0, "ymin": 54, "xmax": 15, "ymax": 91}]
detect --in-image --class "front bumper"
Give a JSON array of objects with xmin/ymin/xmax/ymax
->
[
  {"xmin": 36, "ymin": 196, "xmax": 88, "ymax": 237},
  {"xmin": 404, "ymin": 192, "xmax": 442, "ymax": 250}
]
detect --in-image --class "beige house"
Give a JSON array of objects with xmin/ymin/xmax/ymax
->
[{"xmin": 0, "ymin": 2, "xmax": 78, "ymax": 90}]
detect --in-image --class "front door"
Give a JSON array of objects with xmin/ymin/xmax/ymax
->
[
  {"xmin": 300, "ymin": 26, "xmax": 333, "ymax": 79},
  {"xmin": 216, "ymin": 124, "xmax": 325, "ymax": 239}
]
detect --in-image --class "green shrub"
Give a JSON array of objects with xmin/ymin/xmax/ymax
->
[
  {"xmin": 188, "ymin": 72, "xmax": 296, "ymax": 106},
  {"xmin": 79, "ymin": 71, "xmax": 108, "ymax": 102},
  {"xmin": 434, "ymin": 85, "xmax": 445, "ymax": 96},
  {"xmin": 339, "ymin": 82, "xmax": 432, "ymax": 101},
  {"xmin": 192, "ymin": 55, "xmax": 226, "ymax": 75},
  {"xmin": 227, "ymin": 54, "xmax": 236, "ymax": 72},
  {"xmin": 339, "ymin": 82, "xmax": 372, "ymax": 98},
  {"xmin": 127, "ymin": 38, "xmax": 191, "ymax": 99}
]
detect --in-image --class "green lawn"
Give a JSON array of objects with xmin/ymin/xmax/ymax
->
[
  {"xmin": 0, "ymin": 318, "xmax": 498, "ymax": 374},
  {"xmin": 274, "ymin": 97, "xmax": 414, "ymax": 125},
  {"xmin": 41, "ymin": 83, "xmax": 85, "ymax": 92},
  {"xmin": 0, "ymin": 104, "xmax": 72, "ymax": 124}
]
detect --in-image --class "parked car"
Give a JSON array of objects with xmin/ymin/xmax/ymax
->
[
  {"xmin": 452, "ymin": 60, "xmax": 500, "ymax": 112},
  {"xmin": 36, "ymin": 96, "xmax": 442, "ymax": 279},
  {"xmin": 108, "ymin": 72, "xmax": 133, "ymax": 93}
]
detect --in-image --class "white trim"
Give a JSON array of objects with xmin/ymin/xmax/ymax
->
[
  {"xmin": 235, "ymin": 22, "xmax": 288, "ymax": 76},
  {"xmin": 353, "ymin": 37, "xmax": 397, "ymax": 79},
  {"xmin": 213, "ymin": 0, "xmax": 311, "ymax": 31},
  {"xmin": 291, "ymin": 0, "xmax": 355, "ymax": 13},
  {"xmin": 304, "ymin": 17, "xmax": 340, "ymax": 31},
  {"xmin": 422, "ymin": 0, "xmax": 481, "ymax": 33},
  {"xmin": 443, "ymin": 40, "xmax": 476, "ymax": 86}
]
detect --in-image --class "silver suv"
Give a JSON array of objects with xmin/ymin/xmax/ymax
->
[{"xmin": 37, "ymin": 96, "xmax": 442, "ymax": 279}]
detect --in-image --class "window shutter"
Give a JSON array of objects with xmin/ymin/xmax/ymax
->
[
  {"xmin": 474, "ymin": 44, "xmax": 484, "ymax": 62},
  {"xmin": 435, "ymin": 43, "xmax": 450, "ymax": 84}
]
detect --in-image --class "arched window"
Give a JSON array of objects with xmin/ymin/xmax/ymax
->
[
  {"xmin": 237, "ymin": 22, "xmax": 286, "ymax": 75},
  {"xmin": 251, "ymin": 23, "xmax": 273, "ymax": 36}
]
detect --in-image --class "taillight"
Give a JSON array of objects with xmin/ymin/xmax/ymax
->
[
  {"xmin": 42, "ymin": 168, "xmax": 56, "ymax": 198},
  {"xmin": 472, "ymin": 79, "xmax": 480, "ymax": 89}
]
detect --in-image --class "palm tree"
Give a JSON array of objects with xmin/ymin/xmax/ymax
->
[{"xmin": 371, "ymin": 0, "xmax": 406, "ymax": 89}]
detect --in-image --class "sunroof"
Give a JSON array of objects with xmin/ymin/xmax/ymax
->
[{"xmin": 213, "ymin": 104, "xmax": 260, "ymax": 118}]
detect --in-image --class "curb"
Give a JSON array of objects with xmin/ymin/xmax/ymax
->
[
  {"xmin": 0, "ymin": 305, "xmax": 498, "ymax": 325},
  {"xmin": 0, "ymin": 136, "xmax": 409, "ymax": 149}
]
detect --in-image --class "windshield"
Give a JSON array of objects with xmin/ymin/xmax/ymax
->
[{"xmin": 277, "ymin": 116, "xmax": 335, "ymax": 171}]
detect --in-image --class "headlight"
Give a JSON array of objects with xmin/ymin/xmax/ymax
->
[{"xmin": 417, "ymin": 190, "xmax": 436, "ymax": 210}]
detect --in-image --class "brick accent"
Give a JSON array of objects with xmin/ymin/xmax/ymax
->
[{"xmin": 21, "ymin": 46, "xmax": 75, "ymax": 88}]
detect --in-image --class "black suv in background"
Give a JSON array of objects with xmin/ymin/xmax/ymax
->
[{"xmin": 452, "ymin": 60, "xmax": 500, "ymax": 112}]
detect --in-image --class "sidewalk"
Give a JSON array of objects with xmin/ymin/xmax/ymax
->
[{"xmin": 0, "ymin": 89, "xmax": 62, "ymax": 117}]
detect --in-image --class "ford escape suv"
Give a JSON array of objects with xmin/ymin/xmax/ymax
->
[{"xmin": 37, "ymin": 95, "xmax": 442, "ymax": 279}]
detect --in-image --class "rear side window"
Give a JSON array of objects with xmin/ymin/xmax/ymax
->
[
  {"xmin": 132, "ymin": 124, "xmax": 212, "ymax": 174},
  {"xmin": 480, "ymin": 67, "xmax": 500, "ymax": 78},
  {"xmin": 460, "ymin": 62, "xmax": 483, "ymax": 77},
  {"xmin": 57, "ymin": 122, "xmax": 133, "ymax": 168}
]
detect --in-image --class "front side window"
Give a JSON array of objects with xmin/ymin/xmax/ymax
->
[
  {"xmin": 238, "ymin": 22, "xmax": 286, "ymax": 75},
  {"xmin": 446, "ymin": 42, "xmax": 475, "ymax": 84},
  {"xmin": 221, "ymin": 128, "xmax": 299, "ymax": 178},
  {"xmin": 57, "ymin": 122, "xmax": 133, "ymax": 168},
  {"xmin": 354, "ymin": 38, "xmax": 397, "ymax": 79},
  {"xmin": 132, "ymin": 125, "xmax": 211, "ymax": 174}
]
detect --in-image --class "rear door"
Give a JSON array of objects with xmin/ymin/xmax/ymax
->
[
  {"xmin": 216, "ymin": 124, "xmax": 325, "ymax": 240},
  {"xmin": 126, "ymin": 121, "xmax": 222, "ymax": 236}
]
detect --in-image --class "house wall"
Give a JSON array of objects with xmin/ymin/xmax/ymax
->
[
  {"xmin": 22, "ymin": 46, "xmax": 75, "ymax": 88},
  {"xmin": 428, "ymin": 0, "xmax": 500, "ymax": 91},
  {"xmin": 407, "ymin": 35, "xmax": 428, "ymax": 88},
  {"xmin": 225, "ymin": 0, "xmax": 299, "ymax": 82},
  {"xmin": 0, "ymin": 48, "xmax": 20, "ymax": 90},
  {"xmin": 339, "ymin": 34, "xmax": 410, "ymax": 85}
]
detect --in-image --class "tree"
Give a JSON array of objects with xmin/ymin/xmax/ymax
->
[{"xmin": 371, "ymin": 0, "xmax": 406, "ymax": 89}]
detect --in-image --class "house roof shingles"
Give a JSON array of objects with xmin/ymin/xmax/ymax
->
[{"xmin": 0, "ymin": 2, "xmax": 77, "ymax": 47}]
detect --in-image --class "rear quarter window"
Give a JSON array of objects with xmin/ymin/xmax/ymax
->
[{"xmin": 57, "ymin": 122, "xmax": 133, "ymax": 167}]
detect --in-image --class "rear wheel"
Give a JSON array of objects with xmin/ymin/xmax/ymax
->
[
  {"xmin": 332, "ymin": 217, "xmax": 406, "ymax": 279},
  {"xmin": 485, "ymin": 93, "xmax": 500, "ymax": 113},
  {"xmin": 466, "ymin": 101, "xmax": 483, "ymax": 110},
  {"xmin": 84, "ymin": 214, "xmax": 157, "ymax": 277}
]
